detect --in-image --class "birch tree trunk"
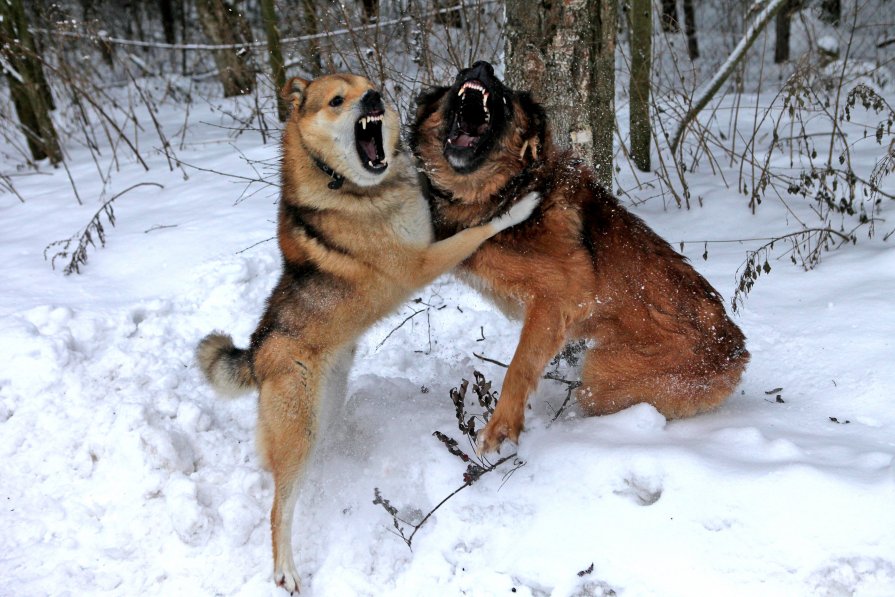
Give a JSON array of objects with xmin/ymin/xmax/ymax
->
[
  {"xmin": 629, "ymin": 0, "xmax": 652, "ymax": 172},
  {"xmin": 505, "ymin": 0, "xmax": 618, "ymax": 187},
  {"xmin": 196, "ymin": 0, "xmax": 256, "ymax": 97}
]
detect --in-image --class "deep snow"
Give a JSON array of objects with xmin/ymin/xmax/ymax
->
[{"xmin": 2, "ymin": 71, "xmax": 895, "ymax": 597}]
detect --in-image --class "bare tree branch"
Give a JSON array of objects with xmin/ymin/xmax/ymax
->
[{"xmin": 670, "ymin": 0, "xmax": 788, "ymax": 154}]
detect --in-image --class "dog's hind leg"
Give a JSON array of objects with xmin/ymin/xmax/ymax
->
[
  {"xmin": 575, "ymin": 346, "xmax": 646, "ymax": 417},
  {"xmin": 477, "ymin": 303, "xmax": 569, "ymax": 454},
  {"xmin": 576, "ymin": 346, "xmax": 738, "ymax": 419},
  {"xmin": 255, "ymin": 345, "xmax": 322, "ymax": 594}
]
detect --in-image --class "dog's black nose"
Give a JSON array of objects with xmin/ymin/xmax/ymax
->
[
  {"xmin": 361, "ymin": 90, "xmax": 383, "ymax": 112},
  {"xmin": 469, "ymin": 61, "xmax": 495, "ymax": 79}
]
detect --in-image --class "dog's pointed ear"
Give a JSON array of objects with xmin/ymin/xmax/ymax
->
[
  {"xmin": 413, "ymin": 86, "xmax": 450, "ymax": 122},
  {"xmin": 282, "ymin": 77, "xmax": 310, "ymax": 109},
  {"xmin": 516, "ymin": 91, "xmax": 549, "ymax": 162}
]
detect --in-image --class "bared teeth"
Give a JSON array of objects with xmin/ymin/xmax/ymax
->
[
  {"xmin": 359, "ymin": 114, "xmax": 383, "ymax": 129},
  {"xmin": 459, "ymin": 81, "xmax": 486, "ymax": 96},
  {"xmin": 458, "ymin": 82, "xmax": 491, "ymax": 117}
]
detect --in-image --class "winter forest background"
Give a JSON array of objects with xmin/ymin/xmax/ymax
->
[
  {"xmin": 2, "ymin": 1, "xmax": 894, "ymax": 596},
  {"xmin": 3, "ymin": 0, "xmax": 894, "ymax": 284}
]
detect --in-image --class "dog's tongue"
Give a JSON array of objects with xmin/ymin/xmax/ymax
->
[
  {"xmin": 454, "ymin": 133, "xmax": 477, "ymax": 148},
  {"xmin": 360, "ymin": 138, "xmax": 378, "ymax": 161}
]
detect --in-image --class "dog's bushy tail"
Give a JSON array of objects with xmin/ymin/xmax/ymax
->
[{"xmin": 196, "ymin": 332, "xmax": 256, "ymax": 397}]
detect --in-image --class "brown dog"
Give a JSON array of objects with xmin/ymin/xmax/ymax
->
[
  {"xmin": 411, "ymin": 61, "xmax": 749, "ymax": 454},
  {"xmin": 197, "ymin": 73, "xmax": 537, "ymax": 593}
]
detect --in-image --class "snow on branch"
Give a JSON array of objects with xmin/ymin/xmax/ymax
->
[{"xmin": 670, "ymin": 0, "xmax": 788, "ymax": 155}]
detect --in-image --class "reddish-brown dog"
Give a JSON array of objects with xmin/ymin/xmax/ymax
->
[{"xmin": 411, "ymin": 61, "xmax": 749, "ymax": 454}]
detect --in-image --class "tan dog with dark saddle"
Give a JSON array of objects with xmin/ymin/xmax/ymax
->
[{"xmin": 197, "ymin": 73, "xmax": 537, "ymax": 592}]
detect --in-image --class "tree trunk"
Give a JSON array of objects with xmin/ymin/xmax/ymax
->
[
  {"xmin": 358, "ymin": 0, "xmax": 378, "ymax": 24},
  {"xmin": 260, "ymin": 0, "xmax": 288, "ymax": 121},
  {"xmin": 774, "ymin": 1, "xmax": 792, "ymax": 64},
  {"xmin": 179, "ymin": 0, "xmax": 188, "ymax": 73},
  {"xmin": 80, "ymin": 0, "xmax": 112, "ymax": 65},
  {"xmin": 159, "ymin": 0, "xmax": 176, "ymax": 45},
  {"xmin": 661, "ymin": 0, "xmax": 679, "ymax": 33},
  {"xmin": 300, "ymin": 0, "xmax": 323, "ymax": 77},
  {"xmin": 505, "ymin": 0, "xmax": 618, "ymax": 188},
  {"xmin": 7, "ymin": 0, "xmax": 55, "ymax": 111},
  {"xmin": 434, "ymin": 0, "xmax": 462, "ymax": 28},
  {"xmin": 196, "ymin": 0, "xmax": 256, "ymax": 97},
  {"xmin": 0, "ymin": 0, "xmax": 62, "ymax": 165},
  {"xmin": 819, "ymin": 0, "xmax": 840, "ymax": 26},
  {"xmin": 79, "ymin": 0, "xmax": 95, "ymax": 21},
  {"xmin": 682, "ymin": 0, "xmax": 699, "ymax": 60},
  {"xmin": 629, "ymin": 0, "xmax": 651, "ymax": 172},
  {"xmin": 124, "ymin": 0, "xmax": 147, "ymax": 45}
]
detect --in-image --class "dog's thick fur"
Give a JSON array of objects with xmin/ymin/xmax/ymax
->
[
  {"xmin": 411, "ymin": 61, "xmax": 749, "ymax": 454},
  {"xmin": 197, "ymin": 73, "xmax": 537, "ymax": 593}
]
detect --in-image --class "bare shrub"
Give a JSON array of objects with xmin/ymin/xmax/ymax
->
[
  {"xmin": 614, "ymin": 0, "xmax": 895, "ymax": 308},
  {"xmin": 373, "ymin": 371, "xmax": 523, "ymax": 549}
]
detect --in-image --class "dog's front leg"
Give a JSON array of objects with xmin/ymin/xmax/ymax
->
[
  {"xmin": 411, "ymin": 192, "xmax": 540, "ymax": 286},
  {"xmin": 477, "ymin": 303, "xmax": 569, "ymax": 454},
  {"xmin": 255, "ymin": 346, "xmax": 321, "ymax": 594}
]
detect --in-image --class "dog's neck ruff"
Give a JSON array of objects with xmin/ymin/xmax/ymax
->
[
  {"xmin": 435, "ymin": 156, "xmax": 544, "ymax": 208},
  {"xmin": 426, "ymin": 157, "xmax": 541, "ymax": 233},
  {"xmin": 314, "ymin": 157, "xmax": 346, "ymax": 190}
]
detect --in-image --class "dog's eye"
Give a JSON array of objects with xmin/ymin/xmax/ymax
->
[{"xmin": 329, "ymin": 96, "xmax": 344, "ymax": 108}]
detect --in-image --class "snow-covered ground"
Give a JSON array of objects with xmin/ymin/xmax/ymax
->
[{"xmin": 2, "ymin": 79, "xmax": 894, "ymax": 597}]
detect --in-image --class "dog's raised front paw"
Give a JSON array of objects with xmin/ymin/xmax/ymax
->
[{"xmin": 491, "ymin": 191, "xmax": 541, "ymax": 232}]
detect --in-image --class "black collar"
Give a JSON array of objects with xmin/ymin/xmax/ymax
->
[
  {"xmin": 427, "ymin": 180, "xmax": 458, "ymax": 204},
  {"xmin": 314, "ymin": 157, "xmax": 346, "ymax": 190},
  {"xmin": 494, "ymin": 160, "xmax": 541, "ymax": 204}
]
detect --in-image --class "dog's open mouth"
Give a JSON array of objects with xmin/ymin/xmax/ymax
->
[
  {"xmin": 355, "ymin": 111, "xmax": 387, "ymax": 173},
  {"xmin": 446, "ymin": 80, "xmax": 492, "ymax": 152}
]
